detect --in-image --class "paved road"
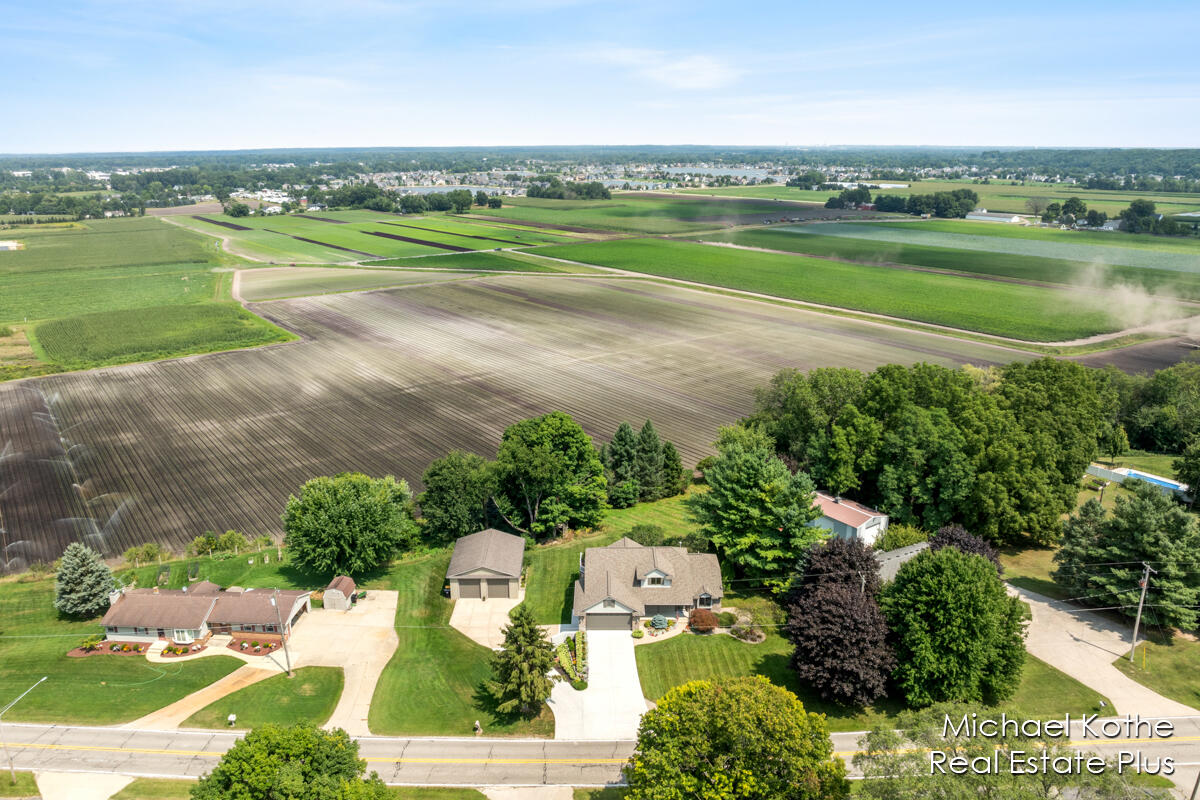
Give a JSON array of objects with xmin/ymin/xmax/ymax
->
[{"xmin": 5, "ymin": 718, "xmax": 1198, "ymax": 789}]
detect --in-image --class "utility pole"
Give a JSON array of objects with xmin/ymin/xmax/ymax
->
[
  {"xmin": 1, "ymin": 676, "xmax": 47, "ymax": 784},
  {"xmin": 1129, "ymin": 562, "xmax": 1157, "ymax": 662},
  {"xmin": 270, "ymin": 590, "xmax": 293, "ymax": 677}
]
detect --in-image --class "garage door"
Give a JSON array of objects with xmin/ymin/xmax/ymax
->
[
  {"xmin": 486, "ymin": 579, "xmax": 510, "ymax": 599},
  {"xmin": 587, "ymin": 613, "xmax": 632, "ymax": 631},
  {"xmin": 457, "ymin": 579, "xmax": 481, "ymax": 599}
]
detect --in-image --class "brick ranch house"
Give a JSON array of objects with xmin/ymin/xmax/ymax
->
[
  {"xmin": 101, "ymin": 582, "xmax": 311, "ymax": 645},
  {"xmin": 572, "ymin": 537, "xmax": 723, "ymax": 631}
]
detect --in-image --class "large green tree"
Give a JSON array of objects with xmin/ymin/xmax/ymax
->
[
  {"xmin": 494, "ymin": 411, "xmax": 607, "ymax": 537},
  {"xmin": 417, "ymin": 451, "xmax": 495, "ymax": 545},
  {"xmin": 487, "ymin": 604, "xmax": 557, "ymax": 715},
  {"xmin": 634, "ymin": 420, "xmax": 665, "ymax": 500},
  {"xmin": 880, "ymin": 547, "xmax": 1027, "ymax": 706},
  {"xmin": 1053, "ymin": 482, "xmax": 1200, "ymax": 630},
  {"xmin": 191, "ymin": 723, "xmax": 390, "ymax": 800},
  {"xmin": 54, "ymin": 542, "xmax": 113, "ymax": 618},
  {"xmin": 603, "ymin": 421, "xmax": 640, "ymax": 508},
  {"xmin": 686, "ymin": 426, "xmax": 823, "ymax": 589},
  {"xmin": 624, "ymin": 676, "xmax": 849, "ymax": 800},
  {"xmin": 282, "ymin": 473, "xmax": 417, "ymax": 575},
  {"xmin": 659, "ymin": 441, "xmax": 687, "ymax": 497},
  {"xmin": 1174, "ymin": 436, "xmax": 1200, "ymax": 508}
]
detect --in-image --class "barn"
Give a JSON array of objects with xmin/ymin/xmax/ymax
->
[{"xmin": 446, "ymin": 528, "xmax": 524, "ymax": 600}]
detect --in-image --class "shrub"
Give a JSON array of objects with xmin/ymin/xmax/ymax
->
[
  {"xmin": 0, "ymin": 326, "xmax": 12, "ymax": 337},
  {"xmin": 651, "ymin": 614, "xmax": 669, "ymax": 630},
  {"xmin": 556, "ymin": 641, "xmax": 578, "ymax": 680},
  {"xmin": 574, "ymin": 630, "xmax": 587, "ymax": 676},
  {"xmin": 632, "ymin": 629, "xmax": 644, "ymax": 639},
  {"xmin": 730, "ymin": 624, "xmax": 765, "ymax": 643},
  {"xmin": 689, "ymin": 608, "xmax": 718, "ymax": 633},
  {"xmin": 571, "ymin": 680, "xmax": 588, "ymax": 691},
  {"xmin": 121, "ymin": 644, "xmax": 131, "ymax": 652},
  {"xmin": 111, "ymin": 643, "xmax": 121, "ymax": 652},
  {"xmin": 929, "ymin": 524, "xmax": 1002, "ymax": 574},
  {"xmin": 80, "ymin": 635, "xmax": 102, "ymax": 652},
  {"xmin": 718, "ymin": 611, "xmax": 738, "ymax": 628},
  {"xmin": 627, "ymin": 523, "xmax": 668, "ymax": 547},
  {"xmin": 875, "ymin": 523, "xmax": 930, "ymax": 552},
  {"xmin": 251, "ymin": 641, "xmax": 259, "ymax": 648}
]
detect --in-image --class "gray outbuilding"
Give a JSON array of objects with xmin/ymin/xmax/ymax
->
[
  {"xmin": 447, "ymin": 528, "xmax": 525, "ymax": 600},
  {"xmin": 323, "ymin": 575, "xmax": 357, "ymax": 611}
]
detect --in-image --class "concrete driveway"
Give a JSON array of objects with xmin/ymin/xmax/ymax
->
[
  {"xmin": 286, "ymin": 589, "xmax": 400, "ymax": 735},
  {"xmin": 548, "ymin": 630, "xmax": 646, "ymax": 740},
  {"xmin": 1013, "ymin": 586, "xmax": 1199, "ymax": 717},
  {"xmin": 449, "ymin": 593, "xmax": 523, "ymax": 649}
]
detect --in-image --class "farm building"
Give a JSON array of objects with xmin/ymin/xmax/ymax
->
[
  {"xmin": 323, "ymin": 575, "xmax": 356, "ymax": 610},
  {"xmin": 808, "ymin": 491, "xmax": 889, "ymax": 546},
  {"xmin": 572, "ymin": 537, "xmax": 723, "ymax": 631},
  {"xmin": 446, "ymin": 528, "xmax": 524, "ymax": 600},
  {"xmin": 0, "ymin": 241, "xmax": 22, "ymax": 251},
  {"xmin": 101, "ymin": 584, "xmax": 311, "ymax": 645},
  {"xmin": 965, "ymin": 210, "xmax": 1023, "ymax": 223}
]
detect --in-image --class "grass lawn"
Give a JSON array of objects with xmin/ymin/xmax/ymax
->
[
  {"xmin": 0, "ymin": 773, "xmax": 38, "ymax": 797},
  {"xmin": 108, "ymin": 779, "xmax": 486, "ymax": 799},
  {"xmin": 365, "ymin": 553, "xmax": 554, "ymax": 737},
  {"xmin": 182, "ymin": 666, "xmax": 344, "ymax": 729},
  {"xmin": 1115, "ymin": 636, "xmax": 1200, "ymax": 711},
  {"xmin": 528, "ymin": 238, "xmax": 1125, "ymax": 342},
  {"xmin": 111, "ymin": 778, "xmax": 195, "ymax": 799},
  {"xmin": 635, "ymin": 630, "xmax": 1109, "ymax": 733},
  {"xmin": 1106, "ymin": 450, "xmax": 1180, "ymax": 478},
  {"xmin": 524, "ymin": 493, "xmax": 697, "ymax": 625},
  {"xmin": 574, "ymin": 789, "xmax": 626, "ymax": 800},
  {"xmin": 999, "ymin": 545, "xmax": 1070, "ymax": 601}
]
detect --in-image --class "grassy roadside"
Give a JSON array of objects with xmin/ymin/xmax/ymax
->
[
  {"xmin": 109, "ymin": 778, "xmax": 486, "ymax": 799},
  {"xmin": 182, "ymin": 666, "xmax": 344, "ymax": 729},
  {"xmin": 1115, "ymin": 637, "xmax": 1200, "ymax": 711}
]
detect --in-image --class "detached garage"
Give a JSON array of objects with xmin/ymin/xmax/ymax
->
[{"xmin": 446, "ymin": 528, "xmax": 525, "ymax": 601}]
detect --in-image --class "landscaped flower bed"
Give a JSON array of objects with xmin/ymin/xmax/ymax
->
[
  {"xmin": 227, "ymin": 636, "xmax": 280, "ymax": 655},
  {"xmin": 160, "ymin": 644, "xmax": 207, "ymax": 658},
  {"xmin": 556, "ymin": 632, "xmax": 589, "ymax": 688},
  {"xmin": 67, "ymin": 640, "xmax": 148, "ymax": 658}
]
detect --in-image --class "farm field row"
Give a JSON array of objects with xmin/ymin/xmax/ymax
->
[
  {"xmin": 692, "ymin": 227, "xmax": 1200, "ymax": 299},
  {"xmin": 170, "ymin": 209, "xmax": 575, "ymax": 264},
  {"xmin": 472, "ymin": 193, "xmax": 837, "ymax": 234},
  {"xmin": 790, "ymin": 222, "xmax": 1200, "ymax": 273},
  {"xmin": 528, "ymin": 238, "xmax": 1131, "ymax": 341},
  {"xmin": 0, "ymin": 275, "xmax": 1023, "ymax": 561},
  {"xmin": 238, "ymin": 267, "xmax": 484, "ymax": 301},
  {"xmin": 881, "ymin": 218, "xmax": 1200, "ymax": 253},
  {"xmin": 0, "ymin": 217, "xmax": 217, "ymax": 274},
  {"xmin": 675, "ymin": 180, "xmax": 1200, "ymax": 216},
  {"xmin": 366, "ymin": 250, "xmax": 598, "ymax": 273}
]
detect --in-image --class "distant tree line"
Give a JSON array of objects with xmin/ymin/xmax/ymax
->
[
  {"xmin": 826, "ymin": 187, "xmax": 980, "ymax": 218},
  {"xmin": 1, "ymin": 190, "xmax": 144, "ymax": 219},
  {"xmin": 598, "ymin": 420, "xmax": 687, "ymax": 507},
  {"xmin": 526, "ymin": 178, "xmax": 611, "ymax": 200}
]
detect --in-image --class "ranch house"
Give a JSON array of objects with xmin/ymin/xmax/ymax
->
[
  {"xmin": 101, "ymin": 583, "xmax": 311, "ymax": 645},
  {"xmin": 572, "ymin": 537, "xmax": 723, "ymax": 631}
]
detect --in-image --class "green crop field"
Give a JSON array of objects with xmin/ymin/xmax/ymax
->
[
  {"xmin": 675, "ymin": 180, "xmax": 1200, "ymax": 217},
  {"xmin": 238, "ymin": 267, "xmax": 483, "ymax": 301},
  {"xmin": 170, "ymin": 210, "xmax": 573, "ymax": 264},
  {"xmin": 787, "ymin": 222, "xmax": 1200, "ymax": 273},
  {"xmin": 34, "ymin": 303, "xmax": 293, "ymax": 366},
  {"xmin": 530, "ymin": 238, "xmax": 1131, "ymax": 341},
  {"xmin": 0, "ymin": 217, "xmax": 216, "ymax": 274},
  {"xmin": 878, "ymin": 219, "xmax": 1200, "ymax": 254},
  {"xmin": 367, "ymin": 250, "xmax": 600, "ymax": 273},
  {"xmin": 472, "ymin": 194, "xmax": 814, "ymax": 234},
  {"xmin": 691, "ymin": 227, "xmax": 1200, "ymax": 299}
]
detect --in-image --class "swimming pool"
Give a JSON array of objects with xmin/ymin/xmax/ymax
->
[{"xmin": 1126, "ymin": 470, "xmax": 1186, "ymax": 491}]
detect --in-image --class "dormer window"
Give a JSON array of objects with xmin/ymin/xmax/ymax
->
[
  {"xmin": 647, "ymin": 577, "xmax": 663, "ymax": 586},
  {"xmin": 698, "ymin": 594, "xmax": 712, "ymax": 608}
]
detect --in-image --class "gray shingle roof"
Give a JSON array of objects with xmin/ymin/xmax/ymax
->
[
  {"xmin": 209, "ymin": 589, "xmax": 309, "ymax": 626},
  {"xmin": 326, "ymin": 575, "xmax": 356, "ymax": 596},
  {"xmin": 447, "ymin": 529, "xmax": 525, "ymax": 578},
  {"xmin": 573, "ymin": 540, "xmax": 722, "ymax": 617},
  {"xmin": 102, "ymin": 591, "xmax": 217, "ymax": 630}
]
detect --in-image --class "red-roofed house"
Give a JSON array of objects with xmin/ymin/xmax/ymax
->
[{"xmin": 809, "ymin": 491, "xmax": 889, "ymax": 546}]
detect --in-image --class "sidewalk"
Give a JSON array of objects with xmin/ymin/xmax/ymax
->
[{"xmin": 1011, "ymin": 586, "xmax": 1199, "ymax": 717}]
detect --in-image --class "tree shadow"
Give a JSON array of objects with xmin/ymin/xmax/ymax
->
[
  {"xmin": 470, "ymin": 681, "xmax": 539, "ymax": 730},
  {"xmin": 559, "ymin": 571, "xmax": 579, "ymax": 625}
]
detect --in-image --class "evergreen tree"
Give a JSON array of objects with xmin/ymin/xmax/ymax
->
[
  {"xmin": 605, "ymin": 422, "xmax": 640, "ymax": 508},
  {"xmin": 1173, "ymin": 437, "xmax": 1200, "ymax": 509},
  {"xmin": 634, "ymin": 420, "xmax": 664, "ymax": 500},
  {"xmin": 1053, "ymin": 483, "xmax": 1200, "ymax": 630},
  {"xmin": 487, "ymin": 604, "xmax": 557, "ymax": 715},
  {"xmin": 54, "ymin": 542, "xmax": 114, "ymax": 618},
  {"xmin": 659, "ymin": 441, "xmax": 687, "ymax": 497}
]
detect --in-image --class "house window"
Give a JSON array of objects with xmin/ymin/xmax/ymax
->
[
  {"xmin": 647, "ymin": 577, "xmax": 663, "ymax": 586},
  {"xmin": 698, "ymin": 594, "xmax": 712, "ymax": 608}
]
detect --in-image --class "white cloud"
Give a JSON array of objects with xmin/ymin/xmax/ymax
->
[{"xmin": 591, "ymin": 47, "xmax": 742, "ymax": 90}]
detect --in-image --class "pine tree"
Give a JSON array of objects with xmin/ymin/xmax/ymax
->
[
  {"xmin": 605, "ymin": 422, "xmax": 640, "ymax": 508},
  {"xmin": 54, "ymin": 542, "xmax": 114, "ymax": 618},
  {"xmin": 660, "ymin": 441, "xmax": 687, "ymax": 497},
  {"xmin": 487, "ymin": 604, "xmax": 557, "ymax": 715},
  {"xmin": 634, "ymin": 420, "xmax": 665, "ymax": 501}
]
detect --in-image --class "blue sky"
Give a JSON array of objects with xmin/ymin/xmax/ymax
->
[{"xmin": 4, "ymin": 0, "xmax": 1199, "ymax": 153}]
